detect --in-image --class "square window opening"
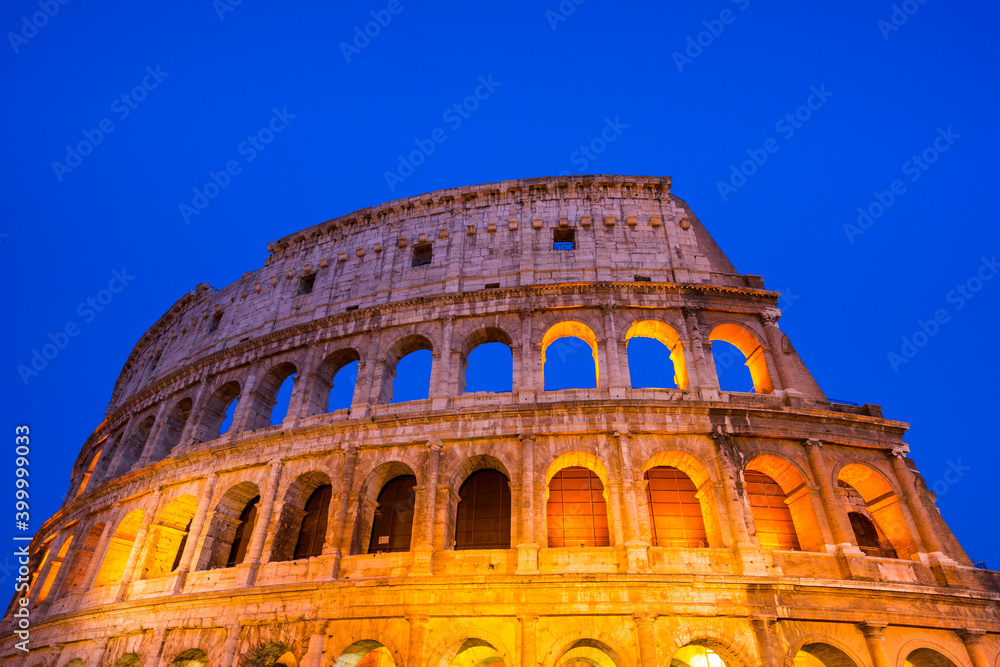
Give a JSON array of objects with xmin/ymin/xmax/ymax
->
[
  {"xmin": 553, "ymin": 228, "xmax": 575, "ymax": 250},
  {"xmin": 298, "ymin": 273, "xmax": 316, "ymax": 295},
  {"xmin": 412, "ymin": 243, "xmax": 433, "ymax": 267}
]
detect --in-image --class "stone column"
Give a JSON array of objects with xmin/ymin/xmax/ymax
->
[
  {"xmin": 219, "ymin": 623, "xmax": 242, "ymax": 667},
  {"xmin": 958, "ymin": 630, "xmax": 989, "ymax": 667},
  {"xmin": 90, "ymin": 637, "xmax": 110, "ymax": 667},
  {"xmin": 517, "ymin": 309, "xmax": 538, "ymax": 402},
  {"xmin": 302, "ymin": 621, "xmax": 329, "ymax": 667},
  {"xmin": 519, "ymin": 615, "xmax": 538, "ymax": 667},
  {"xmin": 859, "ymin": 623, "xmax": 891, "ymax": 667},
  {"xmin": 412, "ymin": 441, "xmax": 442, "ymax": 575},
  {"xmin": 430, "ymin": 316, "xmax": 456, "ymax": 408},
  {"xmin": 172, "ymin": 473, "xmax": 218, "ymax": 591},
  {"xmin": 616, "ymin": 431, "xmax": 649, "ymax": 572},
  {"xmin": 177, "ymin": 378, "xmax": 212, "ymax": 451},
  {"xmin": 634, "ymin": 614, "xmax": 657, "ymax": 667},
  {"xmin": 888, "ymin": 452, "xmax": 950, "ymax": 560},
  {"xmin": 407, "ymin": 615, "xmax": 428, "ymax": 667},
  {"xmin": 710, "ymin": 430, "xmax": 752, "ymax": 547},
  {"xmin": 137, "ymin": 400, "xmax": 172, "ymax": 468},
  {"xmin": 362, "ymin": 325, "xmax": 386, "ymax": 409},
  {"xmin": 516, "ymin": 434, "xmax": 539, "ymax": 574},
  {"xmin": 104, "ymin": 413, "xmax": 142, "ymax": 480},
  {"xmin": 27, "ymin": 534, "xmax": 68, "ymax": 608},
  {"xmin": 114, "ymin": 487, "xmax": 163, "ymax": 601},
  {"xmin": 803, "ymin": 439, "xmax": 860, "ymax": 554},
  {"xmin": 328, "ymin": 445, "xmax": 359, "ymax": 571},
  {"xmin": 238, "ymin": 459, "xmax": 283, "ymax": 586},
  {"xmin": 231, "ymin": 362, "xmax": 262, "ymax": 434},
  {"xmin": 682, "ymin": 307, "xmax": 717, "ymax": 391},
  {"xmin": 751, "ymin": 617, "xmax": 779, "ymax": 667},
  {"xmin": 602, "ymin": 303, "xmax": 625, "ymax": 396},
  {"xmin": 146, "ymin": 627, "xmax": 167, "ymax": 667},
  {"xmin": 78, "ymin": 507, "xmax": 121, "ymax": 593}
]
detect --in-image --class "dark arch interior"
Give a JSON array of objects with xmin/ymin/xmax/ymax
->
[{"xmin": 368, "ymin": 475, "xmax": 417, "ymax": 553}]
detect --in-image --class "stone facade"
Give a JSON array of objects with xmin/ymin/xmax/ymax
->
[{"xmin": 4, "ymin": 175, "xmax": 998, "ymax": 667}]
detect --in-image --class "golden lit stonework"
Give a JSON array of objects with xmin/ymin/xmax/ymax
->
[{"xmin": 6, "ymin": 176, "xmax": 997, "ymax": 667}]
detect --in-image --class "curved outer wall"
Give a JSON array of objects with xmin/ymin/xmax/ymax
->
[{"xmin": 5, "ymin": 175, "xmax": 999, "ymax": 667}]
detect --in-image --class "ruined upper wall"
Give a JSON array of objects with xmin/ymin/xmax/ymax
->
[{"xmin": 108, "ymin": 175, "xmax": 754, "ymax": 410}]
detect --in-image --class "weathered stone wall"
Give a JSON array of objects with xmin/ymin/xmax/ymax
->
[{"xmin": 5, "ymin": 176, "xmax": 997, "ymax": 667}]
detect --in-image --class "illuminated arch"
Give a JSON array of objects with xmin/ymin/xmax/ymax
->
[
  {"xmin": 460, "ymin": 327, "xmax": 514, "ymax": 394},
  {"xmin": 351, "ymin": 460, "xmax": 419, "ymax": 555},
  {"xmin": 784, "ymin": 634, "xmax": 865, "ymax": 667},
  {"xmin": 709, "ymin": 322, "xmax": 773, "ymax": 394},
  {"xmin": 140, "ymin": 494, "xmax": 198, "ymax": 580},
  {"xmin": 307, "ymin": 348, "xmax": 362, "ymax": 416},
  {"xmin": 899, "ymin": 641, "xmax": 967, "ymax": 667},
  {"xmin": 199, "ymin": 480, "xmax": 260, "ymax": 570},
  {"xmin": 246, "ymin": 361, "xmax": 299, "ymax": 430},
  {"xmin": 271, "ymin": 470, "xmax": 333, "ymax": 562},
  {"xmin": 837, "ymin": 462, "xmax": 917, "ymax": 559},
  {"xmin": 541, "ymin": 321, "xmax": 601, "ymax": 389},
  {"xmin": 544, "ymin": 452, "xmax": 612, "ymax": 548},
  {"xmin": 331, "ymin": 640, "xmax": 402, "ymax": 667},
  {"xmin": 94, "ymin": 508, "xmax": 144, "ymax": 588},
  {"xmin": 624, "ymin": 319, "xmax": 689, "ymax": 389},
  {"xmin": 379, "ymin": 333, "xmax": 435, "ymax": 404},
  {"xmin": 745, "ymin": 454, "xmax": 824, "ymax": 552},
  {"xmin": 542, "ymin": 631, "xmax": 632, "ymax": 667}
]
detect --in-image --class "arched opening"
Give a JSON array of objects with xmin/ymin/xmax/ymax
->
[
  {"xmin": 645, "ymin": 466, "xmax": 708, "ymax": 548},
  {"xmin": 708, "ymin": 323, "xmax": 773, "ymax": 394},
  {"xmin": 547, "ymin": 467, "xmax": 610, "ymax": 547},
  {"xmin": 76, "ymin": 448, "xmax": 103, "ymax": 496},
  {"xmin": 94, "ymin": 509, "xmax": 144, "ymax": 587},
  {"xmin": 151, "ymin": 397, "xmax": 193, "ymax": 462},
  {"xmin": 670, "ymin": 643, "xmax": 740, "ymax": 667},
  {"xmin": 455, "ymin": 470, "xmax": 511, "ymax": 550},
  {"xmin": 34, "ymin": 536, "xmax": 73, "ymax": 604},
  {"xmin": 197, "ymin": 380, "xmax": 242, "ymax": 442},
  {"xmin": 711, "ymin": 340, "xmax": 755, "ymax": 393},
  {"xmin": 111, "ymin": 653, "xmax": 142, "ymax": 667},
  {"xmin": 904, "ymin": 648, "xmax": 959, "ymax": 667},
  {"xmin": 368, "ymin": 475, "xmax": 417, "ymax": 553},
  {"xmin": 270, "ymin": 471, "xmax": 332, "ymax": 562},
  {"xmin": 380, "ymin": 335, "xmax": 433, "ymax": 404},
  {"xmin": 244, "ymin": 362, "xmax": 298, "ymax": 431},
  {"xmin": 745, "ymin": 455, "xmax": 824, "ymax": 552},
  {"xmin": 294, "ymin": 484, "xmax": 332, "ymax": 560},
  {"xmin": 239, "ymin": 642, "xmax": 298, "ymax": 667},
  {"xmin": 59, "ymin": 522, "xmax": 105, "ymax": 598},
  {"xmin": 198, "ymin": 481, "xmax": 260, "ymax": 570},
  {"xmin": 542, "ymin": 321, "xmax": 600, "ymax": 390},
  {"xmin": 744, "ymin": 470, "xmax": 800, "ymax": 551},
  {"xmin": 65, "ymin": 660, "xmax": 85, "ymax": 667},
  {"xmin": 837, "ymin": 463, "xmax": 914, "ymax": 559},
  {"xmin": 461, "ymin": 328, "xmax": 514, "ymax": 394},
  {"xmin": 625, "ymin": 320, "xmax": 688, "ymax": 389},
  {"xmin": 553, "ymin": 638, "xmax": 622, "ymax": 667},
  {"xmin": 792, "ymin": 643, "xmax": 860, "ymax": 667},
  {"xmin": 847, "ymin": 512, "xmax": 896, "ymax": 558},
  {"xmin": 115, "ymin": 414, "xmax": 156, "ymax": 476},
  {"xmin": 168, "ymin": 648, "xmax": 210, "ymax": 667},
  {"xmin": 308, "ymin": 348, "xmax": 362, "ymax": 415},
  {"xmin": 333, "ymin": 640, "xmax": 399, "ymax": 667},
  {"xmin": 447, "ymin": 638, "xmax": 508, "ymax": 667},
  {"xmin": 140, "ymin": 494, "xmax": 198, "ymax": 579}
]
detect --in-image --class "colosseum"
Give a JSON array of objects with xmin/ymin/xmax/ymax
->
[{"xmin": 6, "ymin": 175, "xmax": 998, "ymax": 667}]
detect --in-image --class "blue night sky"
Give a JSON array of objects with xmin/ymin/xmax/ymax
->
[{"xmin": 3, "ymin": 0, "xmax": 998, "ymax": 566}]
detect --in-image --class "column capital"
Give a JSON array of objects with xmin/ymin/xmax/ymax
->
[
  {"xmin": 804, "ymin": 438, "xmax": 823, "ymax": 448},
  {"xmin": 519, "ymin": 433, "xmax": 536, "ymax": 442},
  {"xmin": 858, "ymin": 621, "xmax": 888, "ymax": 638},
  {"xmin": 426, "ymin": 438, "xmax": 443, "ymax": 451},
  {"xmin": 518, "ymin": 307, "xmax": 535, "ymax": 321},
  {"xmin": 441, "ymin": 315, "xmax": 456, "ymax": 326},
  {"xmin": 759, "ymin": 311, "xmax": 781, "ymax": 327},
  {"xmin": 958, "ymin": 629, "xmax": 986, "ymax": 643},
  {"xmin": 633, "ymin": 613, "xmax": 657, "ymax": 625}
]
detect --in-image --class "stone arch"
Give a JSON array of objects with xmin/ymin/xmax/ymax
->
[
  {"xmin": 307, "ymin": 347, "xmax": 362, "ymax": 416},
  {"xmin": 448, "ymin": 454, "xmax": 514, "ymax": 492},
  {"xmin": 166, "ymin": 648, "xmax": 210, "ymax": 666},
  {"xmin": 351, "ymin": 460, "xmax": 420, "ymax": 555},
  {"xmin": 897, "ymin": 640, "xmax": 967, "ymax": 667},
  {"xmin": 745, "ymin": 454, "xmax": 825, "ymax": 553},
  {"xmin": 668, "ymin": 632, "xmax": 754, "ymax": 667},
  {"xmin": 379, "ymin": 333, "xmax": 435, "ymax": 404},
  {"xmin": 623, "ymin": 319, "xmax": 689, "ymax": 389},
  {"xmin": 459, "ymin": 326, "xmax": 515, "ymax": 394},
  {"xmin": 111, "ymin": 653, "xmax": 142, "ymax": 667},
  {"xmin": 199, "ymin": 479, "xmax": 261, "ymax": 570},
  {"xmin": 544, "ymin": 452, "xmax": 613, "ymax": 548},
  {"xmin": 270, "ymin": 470, "xmax": 333, "ymax": 562},
  {"xmin": 139, "ymin": 493, "xmax": 198, "ymax": 580},
  {"xmin": 544, "ymin": 451, "xmax": 611, "ymax": 489},
  {"xmin": 785, "ymin": 634, "xmax": 865, "ymax": 667},
  {"xmin": 330, "ymin": 639, "xmax": 404, "ymax": 667},
  {"xmin": 836, "ymin": 461, "xmax": 917, "ymax": 559},
  {"xmin": 541, "ymin": 631, "xmax": 632, "ymax": 667},
  {"xmin": 642, "ymin": 450, "xmax": 722, "ymax": 549},
  {"xmin": 245, "ymin": 361, "xmax": 299, "ymax": 431},
  {"xmin": 150, "ymin": 396, "xmax": 194, "ymax": 462},
  {"xmin": 428, "ymin": 628, "xmax": 514, "ymax": 667},
  {"xmin": 238, "ymin": 641, "xmax": 299, "ymax": 666},
  {"xmin": 541, "ymin": 320, "xmax": 601, "ymax": 389},
  {"xmin": 195, "ymin": 379, "xmax": 242, "ymax": 443},
  {"xmin": 76, "ymin": 443, "xmax": 105, "ymax": 496},
  {"xmin": 59, "ymin": 520, "xmax": 106, "ymax": 597},
  {"xmin": 708, "ymin": 321, "xmax": 773, "ymax": 394},
  {"xmin": 114, "ymin": 413, "xmax": 156, "ymax": 476},
  {"xmin": 34, "ymin": 533, "xmax": 75, "ymax": 604},
  {"xmin": 94, "ymin": 508, "xmax": 144, "ymax": 588},
  {"xmin": 451, "ymin": 460, "xmax": 514, "ymax": 551}
]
